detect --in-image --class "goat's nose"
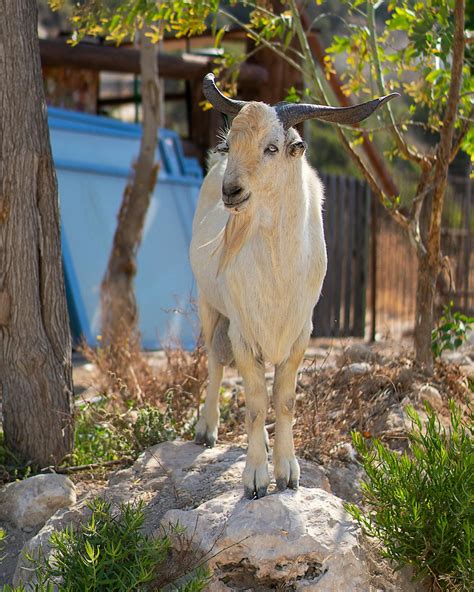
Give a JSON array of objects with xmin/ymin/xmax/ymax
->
[{"xmin": 222, "ymin": 183, "xmax": 243, "ymax": 204}]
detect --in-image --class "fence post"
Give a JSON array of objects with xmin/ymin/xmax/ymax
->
[{"xmin": 370, "ymin": 185, "xmax": 377, "ymax": 342}]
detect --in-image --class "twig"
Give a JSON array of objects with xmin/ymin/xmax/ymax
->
[
  {"xmin": 45, "ymin": 458, "xmax": 134, "ymax": 474},
  {"xmin": 367, "ymin": 0, "xmax": 429, "ymax": 167}
]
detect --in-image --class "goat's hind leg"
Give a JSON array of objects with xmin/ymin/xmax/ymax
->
[{"xmin": 195, "ymin": 301, "xmax": 231, "ymax": 448}]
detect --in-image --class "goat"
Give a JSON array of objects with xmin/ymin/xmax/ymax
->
[{"xmin": 190, "ymin": 74, "xmax": 397, "ymax": 499}]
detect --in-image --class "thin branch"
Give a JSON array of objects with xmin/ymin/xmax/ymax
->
[
  {"xmin": 335, "ymin": 126, "xmax": 409, "ymax": 230},
  {"xmin": 427, "ymin": 0, "xmax": 466, "ymax": 267},
  {"xmin": 289, "ymin": 0, "xmax": 328, "ymax": 103},
  {"xmin": 47, "ymin": 458, "xmax": 134, "ymax": 474},
  {"xmin": 291, "ymin": 1, "xmax": 407, "ymax": 216},
  {"xmin": 367, "ymin": 0, "xmax": 429, "ymax": 167},
  {"xmin": 450, "ymin": 106, "xmax": 473, "ymax": 162},
  {"xmin": 218, "ymin": 9, "xmax": 304, "ymax": 76}
]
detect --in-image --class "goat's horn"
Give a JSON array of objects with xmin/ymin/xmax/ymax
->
[
  {"xmin": 275, "ymin": 93, "xmax": 400, "ymax": 130},
  {"xmin": 202, "ymin": 73, "xmax": 248, "ymax": 115}
]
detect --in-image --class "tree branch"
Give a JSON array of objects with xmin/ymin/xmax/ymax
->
[
  {"xmin": 367, "ymin": 0, "xmax": 429, "ymax": 168},
  {"xmin": 450, "ymin": 106, "xmax": 473, "ymax": 163},
  {"xmin": 219, "ymin": 8, "xmax": 304, "ymax": 77},
  {"xmin": 335, "ymin": 126, "xmax": 409, "ymax": 229},
  {"xmin": 427, "ymin": 0, "xmax": 466, "ymax": 268}
]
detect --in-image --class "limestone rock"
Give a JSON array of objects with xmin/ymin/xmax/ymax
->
[
  {"xmin": 13, "ymin": 443, "xmax": 329, "ymax": 585},
  {"xmin": 342, "ymin": 344, "xmax": 377, "ymax": 364},
  {"xmin": 0, "ymin": 474, "xmax": 76, "ymax": 530},
  {"xmin": 326, "ymin": 461, "xmax": 365, "ymax": 503},
  {"xmin": 417, "ymin": 385, "xmax": 443, "ymax": 411},
  {"xmin": 441, "ymin": 350, "xmax": 472, "ymax": 365},
  {"xmin": 341, "ymin": 362, "xmax": 372, "ymax": 383},
  {"xmin": 108, "ymin": 441, "xmax": 330, "ymax": 533},
  {"xmin": 161, "ymin": 487, "xmax": 371, "ymax": 591}
]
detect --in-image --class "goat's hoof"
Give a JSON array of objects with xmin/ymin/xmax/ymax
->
[
  {"xmin": 244, "ymin": 485, "xmax": 268, "ymax": 500},
  {"xmin": 274, "ymin": 456, "xmax": 300, "ymax": 492},
  {"xmin": 243, "ymin": 462, "xmax": 270, "ymax": 500},
  {"xmin": 194, "ymin": 417, "xmax": 218, "ymax": 448},
  {"xmin": 276, "ymin": 477, "xmax": 299, "ymax": 491},
  {"xmin": 194, "ymin": 432, "xmax": 216, "ymax": 447}
]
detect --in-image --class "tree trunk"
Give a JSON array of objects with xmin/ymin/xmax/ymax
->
[
  {"xmin": 413, "ymin": 0, "xmax": 465, "ymax": 373},
  {"xmin": 101, "ymin": 27, "xmax": 161, "ymax": 342},
  {"xmin": 0, "ymin": 1, "xmax": 74, "ymax": 466},
  {"xmin": 414, "ymin": 254, "xmax": 437, "ymax": 372}
]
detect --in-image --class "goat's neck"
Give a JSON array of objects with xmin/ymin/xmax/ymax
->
[{"xmin": 254, "ymin": 177, "xmax": 308, "ymax": 252}]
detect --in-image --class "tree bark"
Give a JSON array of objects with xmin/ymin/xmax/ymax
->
[
  {"xmin": 101, "ymin": 26, "xmax": 161, "ymax": 342},
  {"xmin": 414, "ymin": 0, "xmax": 465, "ymax": 372},
  {"xmin": 0, "ymin": 1, "xmax": 74, "ymax": 465}
]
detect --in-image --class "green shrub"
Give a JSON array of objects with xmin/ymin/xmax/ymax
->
[
  {"xmin": 5, "ymin": 498, "xmax": 210, "ymax": 592},
  {"xmin": 346, "ymin": 402, "xmax": 473, "ymax": 591},
  {"xmin": 432, "ymin": 302, "xmax": 474, "ymax": 359},
  {"xmin": 133, "ymin": 394, "xmax": 180, "ymax": 450},
  {"xmin": 72, "ymin": 400, "xmax": 134, "ymax": 466},
  {"xmin": 72, "ymin": 394, "xmax": 194, "ymax": 469}
]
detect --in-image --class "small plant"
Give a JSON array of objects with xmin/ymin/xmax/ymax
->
[
  {"xmin": 0, "ymin": 430, "xmax": 33, "ymax": 484},
  {"xmin": 133, "ymin": 394, "xmax": 181, "ymax": 449},
  {"xmin": 12, "ymin": 498, "xmax": 210, "ymax": 592},
  {"xmin": 346, "ymin": 402, "xmax": 473, "ymax": 591},
  {"xmin": 432, "ymin": 301, "xmax": 474, "ymax": 359},
  {"xmin": 72, "ymin": 400, "xmax": 134, "ymax": 466}
]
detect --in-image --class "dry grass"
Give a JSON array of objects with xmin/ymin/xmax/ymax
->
[
  {"xmin": 80, "ymin": 328, "xmax": 208, "ymax": 428},
  {"xmin": 293, "ymin": 355, "xmax": 472, "ymax": 463}
]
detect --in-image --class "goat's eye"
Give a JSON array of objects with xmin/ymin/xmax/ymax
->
[
  {"xmin": 265, "ymin": 144, "xmax": 278, "ymax": 154},
  {"xmin": 216, "ymin": 142, "xmax": 229, "ymax": 153}
]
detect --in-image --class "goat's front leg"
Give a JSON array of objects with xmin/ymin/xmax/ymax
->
[
  {"xmin": 273, "ymin": 329, "xmax": 308, "ymax": 491},
  {"xmin": 232, "ymin": 336, "xmax": 269, "ymax": 499}
]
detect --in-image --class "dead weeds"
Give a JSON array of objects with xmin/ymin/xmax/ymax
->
[
  {"xmin": 80, "ymin": 330, "xmax": 208, "ymax": 432},
  {"xmin": 293, "ymin": 354, "xmax": 472, "ymax": 464}
]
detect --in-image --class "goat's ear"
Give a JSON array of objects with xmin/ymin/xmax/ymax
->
[{"xmin": 287, "ymin": 140, "xmax": 307, "ymax": 158}]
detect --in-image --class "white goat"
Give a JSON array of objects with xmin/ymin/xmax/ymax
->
[{"xmin": 190, "ymin": 74, "xmax": 396, "ymax": 499}]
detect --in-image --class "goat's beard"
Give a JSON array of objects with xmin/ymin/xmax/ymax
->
[{"xmin": 215, "ymin": 211, "xmax": 252, "ymax": 275}]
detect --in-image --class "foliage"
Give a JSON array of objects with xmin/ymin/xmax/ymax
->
[
  {"xmin": 72, "ymin": 399, "xmax": 134, "ymax": 466},
  {"xmin": 432, "ymin": 301, "xmax": 474, "ymax": 358},
  {"xmin": 2, "ymin": 498, "xmax": 210, "ymax": 592},
  {"xmin": 133, "ymin": 395, "xmax": 181, "ymax": 449},
  {"xmin": 53, "ymin": 0, "xmax": 472, "ymax": 163},
  {"xmin": 71, "ymin": 393, "xmax": 193, "ymax": 468},
  {"xmin": 50, "ymin": 0, "xmax": 220, "ymax": 45},
  {"xmin": 0, "ymin": 431, "xmax": 33, "ymax": 485},
  {"xmin": 325, "ymin": 0, "xmax": 472, "ymax": 160},
  {"xmin": 346, "ymin": 402, "xmax": 474, "ymax": 591}
]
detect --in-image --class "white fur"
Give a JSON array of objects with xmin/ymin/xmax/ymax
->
[{"xmin": 190, "ymin": 102, "xmax": 327, "ymax": 498}]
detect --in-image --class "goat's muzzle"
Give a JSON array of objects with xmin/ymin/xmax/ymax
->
[{"xmin": 222, "ymin": 183, "xmax": 250, "ymax": 209}]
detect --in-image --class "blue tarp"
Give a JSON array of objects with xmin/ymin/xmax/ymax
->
[{"xmin": 48, "ymin": 107, "xmax": 202, "ymax": 350}]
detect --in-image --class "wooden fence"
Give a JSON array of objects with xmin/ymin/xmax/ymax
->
[
  {"xmin": 312, "ymin": 174, "xmax": 370, "ymax": 337},
  {"xmin": 312, "ymin": 173, "xmax": 474, "ymax": 339}
]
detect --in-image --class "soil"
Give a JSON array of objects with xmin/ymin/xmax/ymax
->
[{"xmin": 0, "ymin": 337, "xmax": 472, "ymax": 586}]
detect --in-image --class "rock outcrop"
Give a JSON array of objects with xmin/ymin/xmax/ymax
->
[
  {"xmin": 161, "ymin": 487, "xmax": 371, "ymax": 591},
  {"xmin": 12, "ymin": 442, "xmax": 421, "ymax": 590}
]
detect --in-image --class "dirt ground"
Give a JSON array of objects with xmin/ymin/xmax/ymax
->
[{"xmin": 0, "ymin": 337, "xmax": 472, "ymax": 586}]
